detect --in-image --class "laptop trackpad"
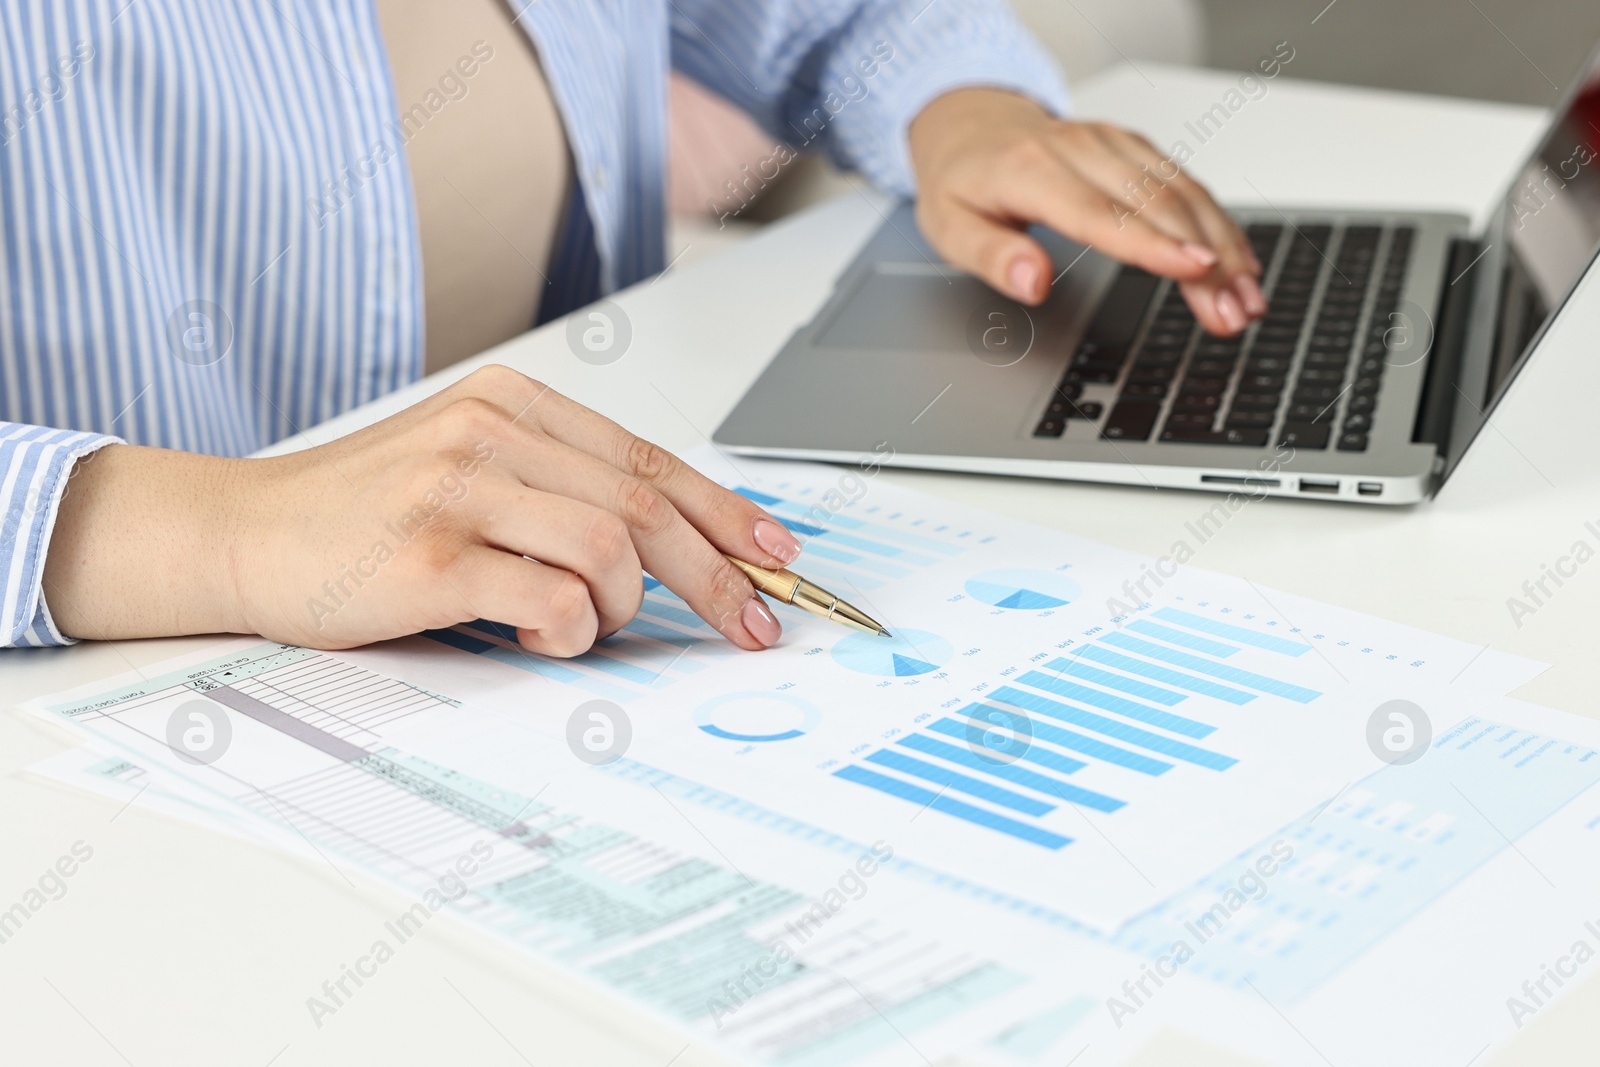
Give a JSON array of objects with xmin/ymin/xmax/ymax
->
[{"xmin": 816, "ymin": 265, "xmax": 1013, "ymax": 351}]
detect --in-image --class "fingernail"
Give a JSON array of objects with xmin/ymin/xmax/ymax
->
[
  {"xmin": 1181, "ymin": 241, "xmax": 1219, "ymax": 268},
  {"xmin": 1215, "ymin": 289, "xmax": 1246, "ymax": 333},
  {"xmin": 741, "ymin": 597, "xmax": 782, "ymax": 647},
  {"xmin": 1007, "ymin": 257, "xmax": 1040, "ymax": 301},
  {"xmin": 753, "ymin": 517, "xmax": 802, "ymax": 565},
  {"xmin": 1235, "ymin": 274, "xmax": 1268, "ymax": 317}
]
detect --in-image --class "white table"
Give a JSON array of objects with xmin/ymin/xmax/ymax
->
[{"xmin": 4, "ymin": 64, "xmax": 1596, "ymax": 1065}]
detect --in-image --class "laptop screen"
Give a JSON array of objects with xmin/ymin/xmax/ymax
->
[{"xmin": 1488, "ymin": 54, "xmax": 1600, "ymax": 405}]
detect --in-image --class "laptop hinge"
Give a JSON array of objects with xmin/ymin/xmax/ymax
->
[{"xmin": 1412, "ymin": 237, "xmax": 1480, "ymax": 446}]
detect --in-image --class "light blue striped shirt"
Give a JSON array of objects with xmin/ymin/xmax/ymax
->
[{"xmin": 0, "ymin": 0, "xmax": 1067, "ymax": 646}]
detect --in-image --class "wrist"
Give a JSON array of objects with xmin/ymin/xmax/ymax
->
[
  {"xmin": 909, "ymin": 87, "xmax": 1054, "ymax": 181},
  {"xmin": 43, "ymin": 445, "xmax": 255, "ymax": 640}
]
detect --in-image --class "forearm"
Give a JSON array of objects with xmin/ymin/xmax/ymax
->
[{"xmin": 42, "ymin": 445, "xmax": 249, "ymax": 641}]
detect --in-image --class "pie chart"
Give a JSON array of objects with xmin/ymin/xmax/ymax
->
[
  {"xmin": 831, "ymin": 629, "xmax": 953, "ymax": 677},
  {"xmin": 964, "ymin": 568, "xmax": 1080, "ymax": 610},
  {"xmin": 695, "ymin": 692, "xmax": 821, "ymax": 742}
]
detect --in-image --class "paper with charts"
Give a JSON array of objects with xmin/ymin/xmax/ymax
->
[
  {"xmin": 27, "ymin": 451, "xmax": 1600, "ymax": 1067},
  {"xmin": 402, "ymin": 450, "xmax": 1540, "ymax": 929}
]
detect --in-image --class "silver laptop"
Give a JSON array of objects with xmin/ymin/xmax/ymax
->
[{"xmin": 715, "ymin": 47, "xmax": 1600, "ymax": 505}]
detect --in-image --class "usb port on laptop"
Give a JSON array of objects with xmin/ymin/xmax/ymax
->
[{"xmin": 1298, "ymin": 478, "xmax": 1339, "ymax": 495}]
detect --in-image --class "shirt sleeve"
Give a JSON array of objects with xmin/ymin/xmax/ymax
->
[
  {"xmin": 668, "ymin": 0, "xmax": 1072, "ymax": 197},
  {"xmin": 1, "ymin": 423, "xmax": 122, "ymax": 647}
]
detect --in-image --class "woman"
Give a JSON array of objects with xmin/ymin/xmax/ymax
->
[{"xmin": 0, "ymin": 0, "xmax": 1263, "ymax": 654}]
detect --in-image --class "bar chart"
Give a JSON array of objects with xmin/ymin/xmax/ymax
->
[{"xmin": 832, "ymin": 602, "xmax": 1323, "ymax": 849}]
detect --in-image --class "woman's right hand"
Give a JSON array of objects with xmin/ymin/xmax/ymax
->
[{"xmin": 43, "ymin": 365, "xmax": 803, "ymax": 654}]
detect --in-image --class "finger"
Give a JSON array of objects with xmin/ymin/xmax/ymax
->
[
  {"xmin": 448, "ymin": 545, "xmax": 600, "ymax": 658},
  {"xmin": 967, "ymin": 150, "xmax": 1224, "ymax": 288},
  {"xmin": 916, "ymin": 196, "xmax": 1055, "ymax": 303},
  {"xmin": 1060, "ymin": 127, "xmax": 1213, "ymax": 251},
  {"xmin": 467, "ymin": 481, "xmax": 643, "ymax": 639},
  {"xmin": 488, "ymin": 425, "xmax": 787, "ymax": 651},
  {"xmin": 509, "ymin": 389, "xmax": 805, "ymax": 573},
  {"xmin": 1098, "ymin": 129, "xmax": 1267, "ymax": 321}
]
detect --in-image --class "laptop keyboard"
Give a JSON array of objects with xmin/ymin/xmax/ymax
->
[{"xmin": 1033, "ymin": 222, "xmax": 1415, "ymax": 450}]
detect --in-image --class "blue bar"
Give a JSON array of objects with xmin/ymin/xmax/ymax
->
[
  {"xmin": 1102, "ymin": 633, "xmax": 1322, "ymax": 703},
  {"xmin": 459, "ymin": 621, "xmax": 696, "ymax": 688},
  {"xmin": 463, "ymin": 618, "xmax": 519, "ymax": 642},
  {"xmin": 771, "ymin": 556, "xmax": 885, "ymax": 591},
  {"xmin": 956, "ymin": 705, "xmax": 1172, "ymax": 775},
  {"xmin": 637, "ymin": 595, "xmax": 710, "ymax": 631},
  {"xmin": 421, "ymin": 629, "xmax": 635, "ymax": 701},
  {"xmin": 593, "ymin": 635, "xmax": 705, "ymax": 674},
  {"xmin": 819, "ymin": 531, "xmax": 938, "ymax": 566},
  {"xmin": 1018, "ymin": 671, "xmax": 1214, "ymax": 739},
  {"xmin": 897, "ymin": 734, "xmax": 1124, "ymax": 812},
  {"xmin": 833, "ymin": 765, "xmax": 1071, "ymax": 849},
  {"xmin": 1064, "ymin": 648, "xmax": 1256, "ymax": 705},
  {"xmin": 1152, "ymin": 607, "xmax": 1310, "ymax": 657},
  {"xmin": 621, "ymin": 617, "xmax": 735, "ymax": 656},
  {"xmin": 990, "ymin": 687, "xmax": 1237, "ymax": 771},
  {"xmin": 767, "ymin": 498, "xmax": 967, "ymax": 555},
  {"xmin": 797, "ymin": 542, "xmax": 917, "ymax": 580},
  {"xmin": 732, "ymin": 486, "xmax": 783, "ymax": 507},
  {"xmin": 778, "ymin": 518, "xmax": 828, "ymax": 538},
  {"xmin": 796, "ymin": 542, "xmax": 863, "ymax": 564},
  {"xmin": 1042, "ymin": 658, "xmax": 1190, "ymax": 706},
  {"xmin": 927, "ymin": 717, "xmax": 1087, "ymax": 775},
  {"xmin": 1126, "ymin": 619, "xmax": 1239, "ymax": 658},
  {"xmin": 865, "ymin": 749, "xmax": 1054, "ymax": 815},
  {"xmin": 643, "ymin": 575, "xmax": 663, "ymax": 592},
  {"xmin": 566, "ymin": 649, "xmax": 655, "ymax": 685}
]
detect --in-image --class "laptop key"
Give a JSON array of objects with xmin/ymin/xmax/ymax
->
[
  {"xmin": 1101, "ymin": 401, "xmax": 1160, "ymax": 441},
  {"xmin": 1127, "ymin": 366, "xmax": 1176, "ymax": 385},
  {"xmin": 1086, "ymin": 269, "xmax": 1162, "ymax": 345},
  {"xmin": 1337, "ymin": 431, "xmax": 1370, "ymax": 451},
  {"xmin": 1066, "ymin": 400, "xmax": 1104, "ymax": 420},
  {"xmin": 1173, "ymin": 393, "xmax": 1222, "ymax": 412},
  {"xmin": 1278, "ymin": 422, "xmax": 1331, "ymax": 449},
  {"xmin": 1034, "ymin": 417, "xmax": 1065, "ymax": 438},
  {"xmin": 1224, "ymin": 410, "xmax": 1275, "ymax": 428},
  {"xmin": 1122, "ymin": 382, "xmax": 1168, "ymax": 399},
  {"xmin": 1342, "ymin": 413, "xmax": 1372, "ymax": 432},
  {"xmin": 1160, "ymin": 427, "xmax": 1270, "ymax": 446},
  {"xmin": 1231, "ymin": 392, "xmax": 1282, "ymax": 410},
  {"xmin": 1244, "ymin": 357, "xmax": 1292, "ymax": 374},
  {"xmin": 1166, "ymin": 411, "xmax": 1216, "ymax": 429}
]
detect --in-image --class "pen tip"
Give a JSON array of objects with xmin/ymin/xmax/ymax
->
[{"xmin": 879, "ymin": 629, "xmax": 893, "ymax": 638}]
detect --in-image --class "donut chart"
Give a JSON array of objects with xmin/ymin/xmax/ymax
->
[{"xmin": 695, "ymin": 692, "xmax": 821, "ymax": 742}]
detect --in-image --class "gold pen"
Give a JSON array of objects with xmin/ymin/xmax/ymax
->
[{"xmin": 726, "ymin": 556, "xmax": 891, "ymax": 638}]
